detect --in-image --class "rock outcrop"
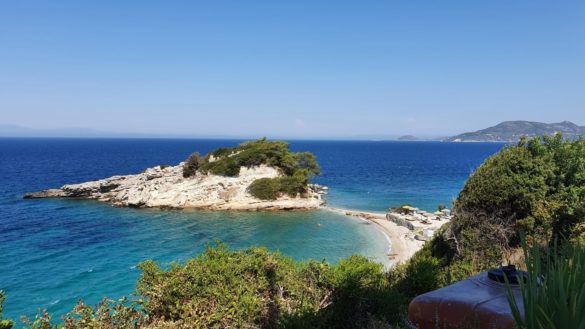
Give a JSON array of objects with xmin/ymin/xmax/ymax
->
[{"xmin": 24, "ymin": 163, "xmax": 326, "ymax": 211}]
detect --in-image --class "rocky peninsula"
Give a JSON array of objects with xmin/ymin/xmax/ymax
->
[{"xmin": 24, "ymin": 139, "xmax": 326, "ymax": 211}]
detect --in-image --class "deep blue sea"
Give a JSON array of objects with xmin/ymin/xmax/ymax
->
[{"xmin": 0, "ymin": 138, "xmax": 503, "ymax": 320}]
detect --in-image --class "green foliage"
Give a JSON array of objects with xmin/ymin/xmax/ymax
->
[
  {"xmin": 20, "ymin": 310, "xmax": 59, "ymax": 329},
  {"xmin": 198, "ymin": 138, "xmax": 320, "ymax": 178},
  {"xmin": 209, "ymin": 147, "xmax": 232, "ymax": 158},
  {"xmin": 133, "ymin": 243, "xmax": 408, "ymax": 328},
  {"xmin": 507, "ymin": 240, "xmax": 585, "ymax": 329},
  {"xmin": 13, "ymin": 244, "xmax": 430, "ymax": 328},
  {"xmin": 403, "ymin": 255, "xmax": 441, "ymax": 295},
  {"xmin": 182, "ymin": 152, "xmax": 202, "ymax": 178},
  {"xmin": 74, "ymin": 299, "xmax": 143, "ymax": 328},
  {"xmin": 136, "ymin": 243, "xmax": 331, "ymax": 328},
  {"xmin": 179, "ymin": 138, "xmax": 322, "ymax": 200},
  {"xmin": 180, "ymin": 138, "xmax": 321, "ymax": 200},
  {"xmin": 447, "ymin": 135, "xmax": 585, "ymax": 269},
  {"xmin": 247, "ymin": 171, "xmax": 310, "ymax": 200},
  {"xmin": 247, "ymin": 177, "xmax": 280, "ymax": 200},
  {"xmin": 13, "ymin": 136, "xmax": 585, "ymax": 328},
  {"xmin": 0, "ymin": 291, "xmax": 14, "ymax": 329},
  {"xmin": 293, "ymin": 152, "xmax": 320, "ymax": 177}
]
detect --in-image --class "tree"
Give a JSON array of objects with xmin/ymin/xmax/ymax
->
[{"xmin": 182, "ymin": 152, "xmax": 202, "ymax": 178}]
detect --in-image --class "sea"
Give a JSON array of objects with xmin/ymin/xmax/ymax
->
[{"xmin": 0, "ymin": 138, "xmax": 503, "ymax": 320}]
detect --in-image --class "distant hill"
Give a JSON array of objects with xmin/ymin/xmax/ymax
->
[{"xmin": 446, "ymin": 121, "xmax": 585, "ymax": 142}]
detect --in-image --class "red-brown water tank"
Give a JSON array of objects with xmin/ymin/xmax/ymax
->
[{"xmin": 408, "ymin": 266, "xmax": 525, "ymax": 329}]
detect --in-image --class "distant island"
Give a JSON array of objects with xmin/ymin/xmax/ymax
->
[
  {"xmin": 446, "ymin": 120, "xmax": 585, "ymax": 142},
  {"xmin": 24, "ymin": 139, "xmax": 326, "ymax": 211},
  {"xmin": 397, "ymin": 135, "xmax": 419, "ymax": 141}
]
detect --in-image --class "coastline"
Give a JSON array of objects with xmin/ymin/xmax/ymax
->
[{"xmin": 323, "ymin": 207, "xmax": 430, "ymax": 267}]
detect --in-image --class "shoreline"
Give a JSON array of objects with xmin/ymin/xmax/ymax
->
[{"xmin": 322, "ymin": 207, "xmax": 428, "ymax": 266}]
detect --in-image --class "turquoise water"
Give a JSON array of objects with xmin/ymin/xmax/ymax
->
[{"xmin": 0, "ymin": 139, "xmax": 503, "ymax": 320}]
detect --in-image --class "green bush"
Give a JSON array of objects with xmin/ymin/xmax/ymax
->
[
  {"xmin": 247, "ymin": 171, "xmax": 310, "ymax": 200},
  {"xmin": 276, "ymin": 173, "xmax": 308, "ymax": 197},
  {"xmin": 134, "ymin": 244, "xmax": 398, "ymax": 328},
  {"xmin": 180, "ymin": 139, "xmax": 320, "ymax": 200},
  {"xmin": 403, "ymin": 255, "xmax": 441, "ymax": 296},
  {"xmin": 0, "ymin": 291, "xmax": 14, "ymax": 329},
  {"xmin": 442, "ymin": 135, "xmax": 585, "ymax": 270},
  {"xmin": 247, "ymin": 178, "xmax": 280, "ymax": 200},
  {"xmin": 210, "ymin": 147, "xmax": 232, "ymax": 158},
  {"xmin": 198, "ymin": 138, "xmax": 320, "ymax": 178},
  {"xmin": 13, "ymin": 244, "xmax": 426, "ymax": 328},
  {"xmin": 182, "ymin": 152, "xmax": 202, "ymax": 178},
  {"xmin": 21, "ymin": 298, "xmax": 142, "ymax": 329}
]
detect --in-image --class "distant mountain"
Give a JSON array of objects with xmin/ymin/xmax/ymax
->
[{"xmin": 446, "ymin": 121, "xmax": 585, "ymax": 142}]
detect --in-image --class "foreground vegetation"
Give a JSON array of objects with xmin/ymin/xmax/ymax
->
[
  {"xmin": 416, "ymin": 134, "xmax": 585, "ymax": 282},
  {"xmin": 2, "ymin": 243, "xmax": 437, "ymax": 328},
  {"xmin": 0, "ymin": 292, "xmax": 14, "ymax": 329},
  {"xmin": 507, "ymin": 240, "xmax": 585, "ymax": 329},
  {"xmin": 183, "ymin": 138, "xmax": 321, "ymax": 200},
  {"xmin": 2, "ymin": 135, "xmax": 585, "ymax": 328}
]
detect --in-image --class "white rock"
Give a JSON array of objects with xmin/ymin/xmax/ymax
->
[{"xmin": 25, "ymin": 164, "xmax": 325, "ymax": 211}]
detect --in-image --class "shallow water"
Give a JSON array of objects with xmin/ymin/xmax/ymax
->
[{"xmin": 0, "ymin": 138, "xmax": 503, "ymax": 320}]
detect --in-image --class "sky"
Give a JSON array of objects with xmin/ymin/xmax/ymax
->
[{"xmin": 0, "ymin": 1, "xmax": 584, "ymax": 139}]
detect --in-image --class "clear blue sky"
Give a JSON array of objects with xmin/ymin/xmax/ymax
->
[{"xmin": 0, "ymin": 1, "xmax": 583, "ymax": 138}]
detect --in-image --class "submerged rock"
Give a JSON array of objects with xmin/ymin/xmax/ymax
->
[{"xmin": 24, "ymin": 164, "xmax": 326, "ymax": 211}]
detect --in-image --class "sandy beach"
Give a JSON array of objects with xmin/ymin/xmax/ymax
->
[{"xmin": 324, "ymin": 207, "xmax": 442, "ymax": 266}]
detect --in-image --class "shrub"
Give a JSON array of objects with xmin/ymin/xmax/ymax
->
[
  {"xmin": 182, "ymin": 152, "xmax": 202, "ymax": 178},
  {"xmin": 403, "ymin": 255, "xmax": 441, "ymax": 296},
  {"xmin": 13, "ymin": 244, "xmax": 421, "ymax": 328},
  {"xmin": 276, "ymin": 175, "xmax": 306, "ymax": 197},
  {"xmin": 198, "ymin": 138, "xmax": 320, "ymax": 179},
  {"xmin": 247, "ymin": 178, "xmax": 280, "ymax": 200},
  {"xmin": 293, "ymin": 152, "xmax": 321, "ymax": 176},
  {"xmin": 247, "ymin": 171, "xmax": 310, "ymax": 200},
  {"xmin": 184, "ymin": 139, "xmax": 321, "ymax": 200},
  {"xmin": 324, "ymin": 256, "xmax": 391, "ymax": 327},
  {"xmin": 0, "ymin": 291, "xmax": 14, "ymax": 329},
  {"xmin": 444, "ymin": 135, "xmax": 585, "ymax": 269},
  {"xmin": 135, "ymin": 244, "xmax": 326, "ymax": 327},
  {"xmin": 210, "ymin": 147, "xmax": 232, "ymax": 158},
  {"xmin": 507, "ymin": 240, "xmax": 585, "ymax": 329},
  {"xmin": 135, "ymin": 244, "xmax": 392, "ymax": 328}
]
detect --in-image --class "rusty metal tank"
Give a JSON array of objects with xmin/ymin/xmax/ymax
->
[{"xmin": 408, "ymin": 265, "xmax": 525, "ymax": 329}]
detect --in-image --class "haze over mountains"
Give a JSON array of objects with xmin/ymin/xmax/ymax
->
[{"xmin": 1, "ymin": 121, "xmax": 584, "ymax": 142}]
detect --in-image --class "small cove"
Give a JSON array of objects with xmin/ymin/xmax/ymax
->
[{"xmin": 0, "ymin": 138, "xmax": 503, "ymax": 320}]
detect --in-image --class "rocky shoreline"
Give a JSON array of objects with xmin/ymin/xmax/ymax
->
[{"xmin": 24, "ymin": 163, "xmax": 327, "ymax": 211}]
